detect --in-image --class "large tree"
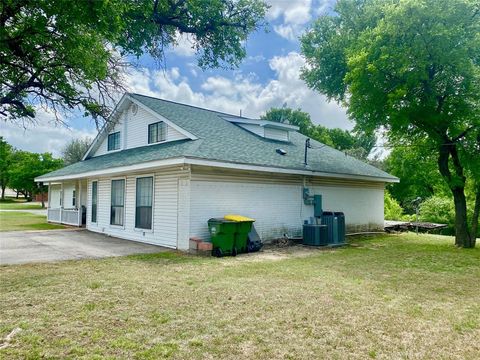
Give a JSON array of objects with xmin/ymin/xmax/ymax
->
[
  {"xmin": 301, "ymin": 0, "xmax": 480, "ymax": 247},
  {"xmin": 1, "ymin": 0, "xmax": 267, "ymax": 125},
  {"xmin": 0, "ymin": 136, "xmax": 13, "ymax": 199},
  {"xmin": 8, "ymin": 150, "xmax": 63, "ymax": 206},
  {"xmin": 62, "ymin": 137, "xmax": 92, "ymax": 165}
]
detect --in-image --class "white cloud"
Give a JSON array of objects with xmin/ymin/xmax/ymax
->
[
  {"xmin": 267, "ymin": 0, "xmax": 312, "ymax": 40},
  {"xmin": 168, "ymin": 32, "xmax": 196, "ymax": 57},
  {"xmin": 125, "ymin": 52, "xmax": 350, "ymax": 129},
  {"xmin": 267, "ymin": 0, "xmax": 334, "ymax": 41},
  {"xmin": 0, "ymin": 108, "xmax": 96, "ymax": 157}
]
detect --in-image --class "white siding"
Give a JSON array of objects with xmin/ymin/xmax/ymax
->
[
  {"xmin": 126, "ymin": 105, "xmax": 187, "ymax": 148},
  {"xmin": 236, "ymin": 123, "xmax": 290, "ymax": 141},
  {"xmin": 177, "ymin": 177, "xmax": 191, "ymax": 250},
  {"xmin": 86, "ymin": 167, "xmax": 187, "ymax": 248},
  {"xmin": 92, "ymin": 105, "xmax": 188, "ymax": 158},
  {"xmin": 237, "ymin": 123, "xmax": 264, "ymax": 137},
  {"xmin": 189, "ymin": 170, "xmax": 385, "ymax": 241},
  {"xmin": 49, "ymin": 185, "xmax": 61, "ymax": 208},
  {"xmin": 63, "ymin": 182, "xmax": 76, "ymax": 209},
  {"xmin": 264, "ymin": 127, "xmax": 289, "ymax": 141},
  {"xmin": 82, "ymin": 165, "xmax": 384, "ymax": 249},
  {"xmin": 93, "ymin": 117, "xmax": 124, "ymax": 157}
]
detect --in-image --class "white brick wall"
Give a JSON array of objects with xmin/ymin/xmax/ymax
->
[{"xmin": 189, "ymin": 170, "xmax": 385, "ymax": 241}]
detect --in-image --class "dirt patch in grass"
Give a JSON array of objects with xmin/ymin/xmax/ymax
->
[
  {"xmin": 0, "ymin": 211, "xmax": 65, "ymax": 231},
  {"xmin": 1, "ymin": 233, "xmax": 479, "ymax": 359}
]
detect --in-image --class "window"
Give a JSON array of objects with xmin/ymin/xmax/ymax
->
[
  {"xmin": 135, "ymin": 177, "xmax": 153, "ymax": 229},
  {"xmin": 148, "ymin": 122, "xmax": 166, "ymax": 144},
  {"xmin": 72, "ymin": 190, "xmax": 76, "ymax": 207},
  {"xmin": 91, "ymin": 181, "xmax": 97, "ymax": 223},
  {"xmin": 107, "ymin": 132, "xmax": 120, "ymax": 151},
  {"xmin": 110, "ymin": 179, "xmax": 125, "ymax": 226}
]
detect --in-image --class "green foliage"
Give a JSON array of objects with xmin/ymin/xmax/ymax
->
[
  {"xmin": 420, "ymin": 196, "xmax": 455, "ymax": 228},
  {"xmin": 384, "ymin": 191, "xmax": 403, "ymax": 220},
  {"xmin": 0, "ymin": 137, "xmax": 13, "ymax": 198},
  {"xmin": 8, "ymin": 149, "xmax": 63, "ymax": 201},
  {"xmin": 302, "ymin": 0, "xmax": 480, "ymax": 138},
  {"xmin": 261, "ymin": 107, "xmax": 375, "ymax": 160},
  {"xmin": 0, "ymin": 0, "xmax": 268, "ymax": 123},
  {"xmin": 301, "ymin": 0, "xmax": 480, "ymax": 246},
  {"xmin": 62, "ymin": 138, "xmax": 92, "ymax": 165},
  {"xmin": 385, "ymin": 143, "xmax": 448, "ymax": 212},
  {"xmin": 260, "ymin": 107, "xmax": 313, "ymax": 135}
]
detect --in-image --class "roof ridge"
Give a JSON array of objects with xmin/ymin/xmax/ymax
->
[{"xmin": 128, "ymin": 92, "xmax": 247, "ymax": 119}]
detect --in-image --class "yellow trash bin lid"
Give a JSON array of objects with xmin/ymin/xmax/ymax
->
[{"xmin": 224, "ymin": 214, "xmax": 255, "ymax": 222}]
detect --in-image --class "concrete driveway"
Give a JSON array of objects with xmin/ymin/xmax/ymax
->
[{"xmin": 0, "ymin": 229, "xmax": 168, "ymax": 265}]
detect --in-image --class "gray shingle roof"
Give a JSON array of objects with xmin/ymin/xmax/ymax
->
[{"xmin": 37, "ymin": 93, "xmax": 397, "ymax": 182}]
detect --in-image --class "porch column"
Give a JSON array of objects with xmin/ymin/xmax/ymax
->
[
  {"xmin": 47, "ymin": 182, "xmax": 51, "ymax": 209},
  {"xmin": 60, "ymin": 182, "xmax": 64, "ymax": 223},
  {"xmin": 77, "ymin": 180, "xmax": 82, "ymax": 226}
]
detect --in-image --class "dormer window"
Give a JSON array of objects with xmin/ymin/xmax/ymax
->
[
  {"xmin": 107, "ymin": 132, "xmax": 121, "ymax": 151},
  {"xmin": 222, "ymin": 116, "xmax": 299, "ymax": 142},
  {"xmin": 148, "ymin": 121, "xmax": 166, "ymax": 144}
]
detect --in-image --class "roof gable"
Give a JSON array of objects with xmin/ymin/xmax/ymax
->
[{"xmin": 83, "ymin": 94, "xmax": 197, "ymax": 160}]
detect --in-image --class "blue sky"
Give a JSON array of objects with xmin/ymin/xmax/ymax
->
[{"xmin": 0, "ymin": 0, "xmax": 349, "ymax": 156}]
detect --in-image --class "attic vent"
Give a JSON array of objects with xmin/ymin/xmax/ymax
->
[
  {"xmin": 131, "ymin": 103, "xmax": 138, "ymax": 115},
  {"xmin": 276, "ymin": 148, "xmax": 287, "ymax": 156}
]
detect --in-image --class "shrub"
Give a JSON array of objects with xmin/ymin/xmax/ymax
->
[
  {"xmin": 384, "ymin": 191, "xmax": 403, "ymax": 220},
  {"xmin": 419, "ymin": 196, "xmax": 455, "ymax": 225},
  {"xmin": 419, "ymin": 196, "xmax": 456, "ymax": 235}
]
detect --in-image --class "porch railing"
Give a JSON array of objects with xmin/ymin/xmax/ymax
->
[
  {"xmin": 47, "ymin": 208, "xmax": 61, "ymax": 223},
  {"xmin": 61, "ymin": 208, "xmax": 80, "ymax": 226}
]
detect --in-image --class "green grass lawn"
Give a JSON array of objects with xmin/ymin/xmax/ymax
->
[
  {"xmin": 0, "ymin": 211, "xmax": 65, "ymax": 231},
  {"xmin": 1, "ymin": 233, "xmax": 479, "ymax": 359},
  {"xmin": 0, "ymin": 198, "xmax": 43, "ymax": 210}
]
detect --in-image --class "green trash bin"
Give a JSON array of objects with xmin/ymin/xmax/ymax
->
[
  {"xmin": 224, "ymin": 215, "xmax": 255, "ymax": 254},
  {"xmin": 208, "ymin": 218, "xmax": 237, "ymax": 257}
]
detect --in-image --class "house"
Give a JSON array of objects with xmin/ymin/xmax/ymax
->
[{"xmin": 35, "ymin": 93, "xmax": 398, "ymax": 250}]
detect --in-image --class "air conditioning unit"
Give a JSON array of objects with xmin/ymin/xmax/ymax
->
[{"xmin": 302, "ymin": 224, "xmax": 328, "ymax": 246}]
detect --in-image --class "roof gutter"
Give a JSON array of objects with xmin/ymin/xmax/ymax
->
[
  {"xmin": 185, "ymin": 158, "xmax": 399, "ymax": 183},
  {"xmin": 36, "ymin": 156, "xmax": 399, "ymax": 183},
  {"xmin": 35, "ymin": 157, "xmax": 187, "ymax": 182}
]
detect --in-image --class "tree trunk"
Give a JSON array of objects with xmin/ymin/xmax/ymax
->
[
  {"xmin": 1, "ymin": 185, "xmax": 5, "ymax": 200},
  {"xmin": 470, "ymin": 185, "xmax": 480, "ymax": 246},
  {"xmin": 451, "ymin": 187, "xmax": 473, "ymax": 247},
  {"xmin": 437, "ymin": 142, "xmax": 474, "ymax": 248},
  {"xmin": 41, "ymin": 192, "xmax": 45, "ymax": 209}
]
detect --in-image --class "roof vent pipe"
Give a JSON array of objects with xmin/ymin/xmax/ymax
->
[{"xmin": 304, "ymin": 138, "xmax": 311, "ymax": 165}]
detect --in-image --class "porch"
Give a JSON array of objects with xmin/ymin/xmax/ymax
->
[{"xmin": 46, "ymin": 180, "xmax": 87, "ymax": 227}]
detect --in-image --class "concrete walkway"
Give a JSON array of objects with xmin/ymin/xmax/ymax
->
[{"xmin": 0, "ymin": 229, "xmax": 168, "ymax": 265}]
